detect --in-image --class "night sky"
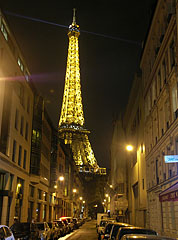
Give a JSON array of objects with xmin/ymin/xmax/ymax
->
[{"xmin": 1, "ymin": 0, "xmax": 156, "ymax": 168}]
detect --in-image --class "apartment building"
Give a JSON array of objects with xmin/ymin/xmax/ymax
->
[
  {"xmin": 0, "ymin": 10, "xmax": 34, "ymax": 225},
  {"xmin": 140, "ymin": 0, "xmax": 178, "ymax": 236}
]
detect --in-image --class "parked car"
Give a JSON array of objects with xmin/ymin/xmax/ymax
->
[
  {"xmin": 98, "ymin": 219, "xmax": 115, "ymax": 240},
  {"xmin": 35, "ymin": 222, "xmax": 51, "ymax": 240},
  {"xmin": 53, "ymin": 220, "xmax": 66, "ymax": 236},
  {"xmin": 60, "ymin": 217, "xmax": 74, "ymax": 232},
  {"xmin": 0, "ymin": 225, "xmax": 15, "ymax": 240},
  {"xmin": 72, "ymin": 218, "xmax": 79, "ymax": 229},
  {"xmin": 116, "ymin": 227, "xmax": 157, "ymax": 240},
  {"xmin": 59, "ymin": 218, "xmax": 70, "ymax": 234},
  {"xmin": 10, "ymin": 222, "xmax": 39, "ymax": 240},
  {"xmin": 47, "ymin": 222, "xmax": 60, "ymax": 240},
  {"xmin": 108, "ymin": 223, "xmax": 132, "ymax": 240},
  {"xmin": 101, "ymin": 222, "xmax": 116, "ymax": 240},
  {"xmin": 120, "ymin": 234, "xmax": 178, "ymax": 240}
]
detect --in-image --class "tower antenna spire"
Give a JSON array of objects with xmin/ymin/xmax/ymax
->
[{"xmin": 73, "ymin": 8, "xmax": 76, "ymax": 24}]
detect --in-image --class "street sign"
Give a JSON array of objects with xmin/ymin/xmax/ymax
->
[{"xmin": 164, "ymin": 155, "xmax": 178, "ymax": 163}]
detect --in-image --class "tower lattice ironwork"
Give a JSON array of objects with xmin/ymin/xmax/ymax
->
[{"xmin": 58, "ymin": 9, "xmax": 106, "ymax": 174}]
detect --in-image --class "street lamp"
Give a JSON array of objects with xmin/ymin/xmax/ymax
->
[
  {"xmin": 79, "ymin": 196, "xmax": 83, "ymax": 200},
  {"xmin": 59, "ymin": 176, "xmax": 64, "ymax": 181},
  {"xmin": 105, "ymin": 194, "xmax": 109, "ymax": 198},
  {"xmin": 126, "ymin": 144, "xmax": 133, "ymax": 152}
]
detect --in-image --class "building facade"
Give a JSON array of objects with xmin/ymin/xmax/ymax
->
[
  {"xmin": 141, "ymin": 0, "xmax": 178, "ymax": 236},
  {"xmin": 0, "ymin": 10, "xmax": 34, "ymax": 226}
]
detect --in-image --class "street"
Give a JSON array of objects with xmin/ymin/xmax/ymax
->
[{"xmin": 60, "ymin": 220, "xmax": 97, "ymax": 240}]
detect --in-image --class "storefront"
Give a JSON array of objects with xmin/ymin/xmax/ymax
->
[{"xmin": 159, "ymin": 182, "xmax": 178, "ymax": 236}]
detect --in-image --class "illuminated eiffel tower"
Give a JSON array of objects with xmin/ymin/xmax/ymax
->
[{"xmin": 58, "ymin": 9, "xmax": 106, "ymax": 175}]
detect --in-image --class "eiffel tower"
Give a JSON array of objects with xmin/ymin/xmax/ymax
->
[{"xmin": 58, "ymin": 9, "xmax": 106, "ymax": 175}]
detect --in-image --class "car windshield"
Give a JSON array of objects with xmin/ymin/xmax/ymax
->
[
  {"xmin": 100, "ymin": 221, "xmax": 108, "ymax": 227},
  {"xmin": 36, "ymin": 224, "xmax": 44, "ymax": 230},
  {"xmin": 112, "ymin": 225, "xmax": 125, "ymax": 237},
  {"xmin": 48, "ymin": 223, "xmax": 52, "ymax": 228},
  {"xmin": 105, "ymin": 223, "xmax": 114, "ymax": 234},
  {"xmin": 11, "ymin": 223, "xmax": 30, "ymax": 232},
  {"xmin": 56, "ymin": 221, "xmax": 63, "ymax": 227}
]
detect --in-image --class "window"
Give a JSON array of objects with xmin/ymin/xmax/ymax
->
[
  {"xmin": 15, "ymin": 109, "xmax": 19, "ymax": 130},
  {"xmin": 170, "ymin": 40, "xmax": 175, "ymax": 68},
  {"xmin": 142, "ymin": 179, "xmax": 144, "ymax": 190},
  {"xmin": 25, "ymin": 122, "xmax": 28, "ymax": 141},
  {"xmin": 38, "ymin": 189, "xmax": 42, "ymax": 199},
  {"xmin": 20, "ymin": 116, "xmax": 24, "ymax": 136},
  {"xmin": 162, "ymin": 60, "xmax": 166, "ymax": 83},
  {"xmin": 172, "ymin": 83, "xmax": 178, "ymax": 118},
  {"xmin": 27, "ymin": 96, "xmax": 30, "ymax": 113},
  {"xmin": 18, "ymin": 145, "xmax": 22, "ymax": 166},
  {"xmin": 29, "ymin": 185, "xmax": 34, "ymax": 197},
  {"xmin": 23, "ymin": 150, "xmax": 27, "ymax": 169},
  {"xmin": 156, "ymin": 159, "xmax": 159, "ymax": 184},
  {"xmin": 17, "ymin": 57, "xmax": 24, "ymax": 72},
  {"xmin": 12, "ymin": 140, "xmax": 17, "ymax": 162},
  {"xmin": 158, "ymin": 70, "xmax": 162, "ymax": 92},
  {"xmin": 1, "ymin": 22, "xmax": 8, "ymax": 41}
]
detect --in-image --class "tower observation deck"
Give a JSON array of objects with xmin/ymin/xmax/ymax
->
[{"xmin": 58, "ymin": 9, "xmax": 106, "ymax": 175}]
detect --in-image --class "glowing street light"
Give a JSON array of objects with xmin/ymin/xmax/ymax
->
[
  {"xmin": 54, "ymin": 185, "xmax": 57, "ymax": 189},
  {"xmin": 59, "ymin": 176, "xmax": 64, "ymax": 181},
  {"xmin": 79, "ymin": 197, "xmax": 83, "ymax": 200},
  {"xmin": 105, "ymin": 194, "xmax": 109, "ymax": 198},
  {"xmin": 126, "ymin": 145, "xmax": 133, "ymax": 152},
  {"xmin": 73, "ymin": 188, "xmax": 77, "ymax": 193},
  {"xmin": 110, "ymin": 185, "xmax": 113, "ymax": 188},
  {"xmin": 104, "ymin": 199, "xmax": 106, "ymax": 202},
  {"xmin": 83, "ymin": 200, "xmax": 85, "ymax": 204}
]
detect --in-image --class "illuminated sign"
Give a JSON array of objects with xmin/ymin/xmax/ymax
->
[{"xmin": 164, "ymin": 155, "xmax": 178, "ymax": 163}]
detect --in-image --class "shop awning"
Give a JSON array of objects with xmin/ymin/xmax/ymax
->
[{"xmin": 159, "ymin": 181, "xmax": 178, "ymax": 202}]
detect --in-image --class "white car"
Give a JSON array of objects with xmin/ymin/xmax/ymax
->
[{"xmin": 0, "ymin": 225, "xmax": 15, "ymax": 240}]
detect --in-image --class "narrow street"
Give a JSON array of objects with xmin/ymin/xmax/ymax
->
[{"xmin": 60, "ymin": 220, "xmax": 98, "ymax": 240}]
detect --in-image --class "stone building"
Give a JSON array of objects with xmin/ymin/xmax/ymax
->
[
  {"xmin": 123, "ymin": 73, "xmax": 147, "ymax": 227},
  {"xmin": 0, "ymin": 9, "xmax": 34, "ymax": 225},
  {"xmin": 141, "ymin": 0, "xmax": 178, "ymax": 236}
]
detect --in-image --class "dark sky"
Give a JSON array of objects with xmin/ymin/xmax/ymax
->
[{"xmin": 1, "ymin": 0, "xmax": 156, "ymax": 168}]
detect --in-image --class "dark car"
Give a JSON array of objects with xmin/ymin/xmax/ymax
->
[
  {"xmin": 109, "ymin": 223, "xmax": 132, "ymax": 240},
  {"xmin": 47, "ymin": 222, "xmax": 60, "ymax": 240},
  {"xmin": 59, "ymin": 219, "xmax": 70, "ymax": 234},
  {"xmin": 120, "ymin": 234, "xmax": 178, "ymax": 240},
  {"xmin": 101, "ymin": 222, "xmax": 116, "ymax": 240},
  {"xmin": 116, "ymin": 227, "xmax": 158, "ymax": 240},
  {"xmin": 53, "ymin": 220, "xmax": 66, "ymax": 236},
  {"xmin": 10, "ymin": 222, "xmax": 39, "ymax": 240},
  {"xmin": 72, "ymin": 218, "xmax": 79, "ymax": 229}
]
